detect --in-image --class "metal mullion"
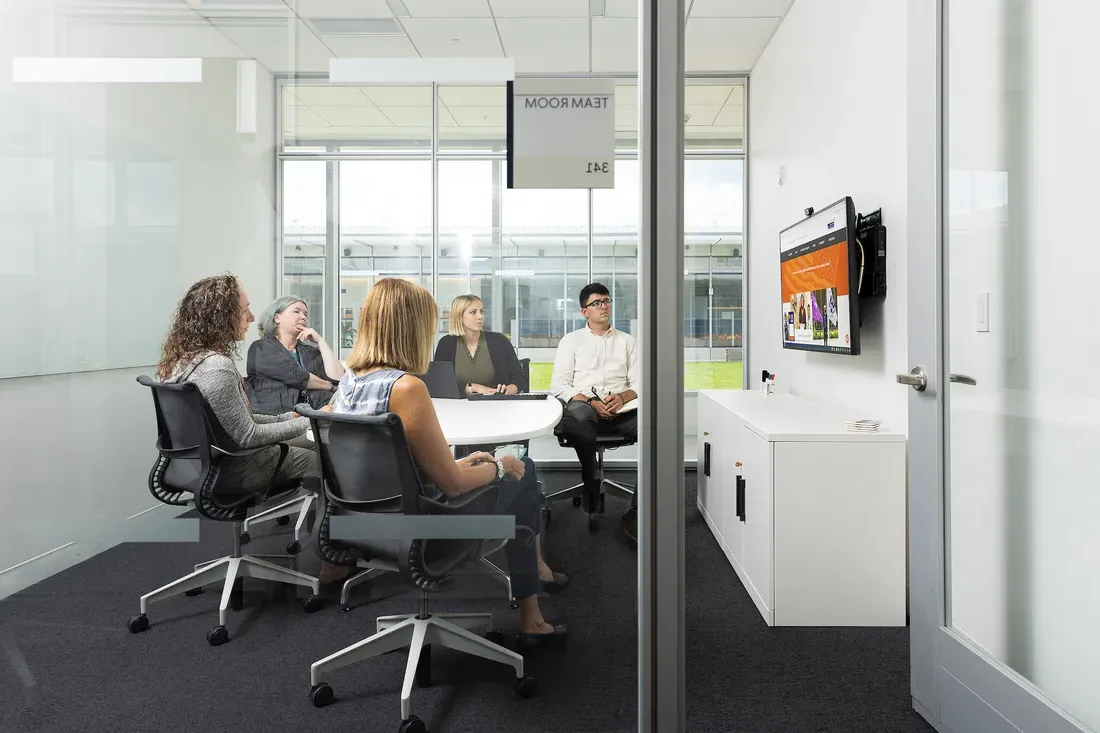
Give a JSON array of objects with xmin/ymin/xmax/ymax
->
[
  {"xmin": 326, "ymin": 154, "xmax": 339, "ymax": 346},
  {"xmin": 741, "ymin": 76, "xmax": 751, "ymax": 389},
  {"xmin": 431, "ymin": 82, "xmax": 439, "ymax": 299},
  {"xmin": 275, "ymin": 76, "xmax": 285, "ymax": 298}
]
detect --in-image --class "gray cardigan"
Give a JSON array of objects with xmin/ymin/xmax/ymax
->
[{"xmin": 166, "ymin": 351, "xmax": 308, "ymax": 492}]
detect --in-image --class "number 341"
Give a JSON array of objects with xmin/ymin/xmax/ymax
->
[{"xmin": 586, "ymin": 161, "xmax": 610, "ymax": 173}]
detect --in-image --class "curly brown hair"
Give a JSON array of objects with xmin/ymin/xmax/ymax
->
[{"xmin": 156, "ymin": 274, "xmax": 244, "ymax": 379}]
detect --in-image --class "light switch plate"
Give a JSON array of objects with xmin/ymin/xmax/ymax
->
[{"xmin": 976, "ymin": 292, "xmax": 990, "ymax": 332}]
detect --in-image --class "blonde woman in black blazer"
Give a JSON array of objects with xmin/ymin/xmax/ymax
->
[{"xmin": 434, "ymin": 294, "xmax": 528, "ymax": 395}]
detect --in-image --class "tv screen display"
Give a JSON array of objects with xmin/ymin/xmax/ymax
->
[{"xmin": 779, "ymin": 197, "xmax": 861, "ymax": 355}]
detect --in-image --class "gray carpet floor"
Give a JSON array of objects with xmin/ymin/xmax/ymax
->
[{"xmin": 0, "ymin": 471, "xmax": 932, "ymax": 733}]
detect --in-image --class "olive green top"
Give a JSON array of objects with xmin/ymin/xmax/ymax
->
[{"xmin": 453, "ymin": 333, "xmax": 496, "ymax": 392}]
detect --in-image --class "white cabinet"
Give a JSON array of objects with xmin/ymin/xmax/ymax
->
[{"xmin": 696, "ymin": 390, "xmax": 907, "ymax": 627}]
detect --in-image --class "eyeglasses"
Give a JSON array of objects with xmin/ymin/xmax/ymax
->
[{"xmin": 584, "ymin": 298, "xmax": 612, "ymax": 309}]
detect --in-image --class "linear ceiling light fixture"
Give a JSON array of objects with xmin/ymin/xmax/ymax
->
[
  {"xmin": 385, "ymin": 0, "xmax": 411, "ymax": 18},
  {"xmin": 11, "ymin": 57, "xmax": 202, "ymax": 84}
]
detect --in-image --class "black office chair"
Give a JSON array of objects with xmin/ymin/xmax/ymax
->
[
  {"xmin": 544, "ymin": 433, "xmax": 636, "ymax": 533},
  {"xmin": 127, "ymin": 376, "xmax": 323, "ymax": 647},
  {"xmin": 299, "ymin": 406, "xmax": 536, "ymax": 731}
]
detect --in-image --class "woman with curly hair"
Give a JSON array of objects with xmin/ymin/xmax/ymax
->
[{"xmin": 157, "ymin": 272, "xmax": 318, "ymax": 493}]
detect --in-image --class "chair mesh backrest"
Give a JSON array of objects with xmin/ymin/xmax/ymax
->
[
  {"xmin": 304, "ymin": 408, "xmax": 487, "ymax": 584},
  {"xmin": 137, "ymin": 375, "xmax": 215, "ymax": 493},
  {"xmin": 313, "ymin": 411, "xmax": 421, "ymax": 512}
]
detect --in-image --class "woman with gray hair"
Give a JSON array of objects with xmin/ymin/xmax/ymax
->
[{"xmin": 246, "ymin": 295, "xmax": 346, "ymax": 415}]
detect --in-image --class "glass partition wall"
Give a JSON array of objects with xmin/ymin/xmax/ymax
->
[{"xmin": 278, "ymin": 77, "xmax": 746, "ymax": 457}]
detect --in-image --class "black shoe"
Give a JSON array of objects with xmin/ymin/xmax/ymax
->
[
  {"xmin": 517, "ymin": 624, "xmax": 568, "ymax": 648},
  {"xmin": 621, "ymin": 507, "xmax": 637, "ymax": 546},
  {"xmin": 541, "ymin": 571, "xmax": 570, "ymax": 593}
]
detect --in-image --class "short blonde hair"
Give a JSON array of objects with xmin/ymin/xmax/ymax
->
[
  {"xmin": 448, "ymin": 294, "xmax": 483, "ymax": 338},
  {"xmin": 347, "ymin": 278, "xmax": 438, "ymax": 375}
]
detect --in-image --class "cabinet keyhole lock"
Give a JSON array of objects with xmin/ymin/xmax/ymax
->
[
  {"xmin": 735, "ymin": 462, "xmax": 742, "ymax": 467},
  {"xmin": 703, "ymin": 431, "xmax": 709, "ymax": 436}
]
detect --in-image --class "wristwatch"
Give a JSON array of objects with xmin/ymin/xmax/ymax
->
[{"xmin": 493, "ymin": 458, "xmax": 507, "ymax": 482}]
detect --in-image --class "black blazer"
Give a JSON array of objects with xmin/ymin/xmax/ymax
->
[{"xmin": 434, "ymin": 331, "xmax": 528, "ymax": 393}]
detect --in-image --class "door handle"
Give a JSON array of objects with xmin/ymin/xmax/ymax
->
[
  {"xmin": 703, "ymin": 442, "xmax": 711, "ymax": 477},
  {"xmin": 949, "ymin": 374, "xmax": 977, "ymax": 386},
  {"xmin": 736, "ymin": 475, "xmax": 745, "ymax": 522},
  {"xmin": 896, "ymin": 366, "xmax": 928, "ymax": 391}
]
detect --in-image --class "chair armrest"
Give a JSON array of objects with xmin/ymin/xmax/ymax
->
[{"xmin": 416, "ymin": 484, "xmax": 498, "ymax": 514}]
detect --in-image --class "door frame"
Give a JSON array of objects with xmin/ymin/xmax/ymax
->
[{"xmin": 906, "ymin": 2, "xmax": 1092, "ymax": 731}]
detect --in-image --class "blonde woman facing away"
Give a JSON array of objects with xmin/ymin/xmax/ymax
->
[
  {"xmin": 332, "ymin": 279, "xmax": 569, "ymax": 646},
  {"xmin": 433, "ymin": 294, "xmax": 527, "ymax": 396}
]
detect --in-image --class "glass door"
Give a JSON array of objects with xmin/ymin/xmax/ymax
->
[{"xmin": 907, "ymin": 2, "xmax": 1097, "ymax": 731}]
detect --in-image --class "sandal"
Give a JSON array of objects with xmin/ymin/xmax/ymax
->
[{"xmin": 541, "ymin": 571, "xmax": 570, "ymax": 593}]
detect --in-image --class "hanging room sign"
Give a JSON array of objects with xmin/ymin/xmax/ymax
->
[{"xmin": 506, "ymin": 78, "xmax": 616, "ymax": 189}]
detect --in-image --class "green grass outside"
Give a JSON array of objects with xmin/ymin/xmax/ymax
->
[{"xmin": 528, "ymin": 361, "xmax": 743, "ymax": 392}]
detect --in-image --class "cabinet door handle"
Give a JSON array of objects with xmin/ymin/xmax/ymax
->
[
  {"xmin": 736, "ymin": 475, "xmax": 745, "ymax": 522},
  {"xmin": 703, "ymin": 442, "xmax": 711, "ymax": 477}
]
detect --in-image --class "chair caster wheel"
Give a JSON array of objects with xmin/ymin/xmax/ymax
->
[
  {"xmin": 309, "ymin": 682, "xmax": 334, "ymax": 708},
  {"xmin": 127, "ymin": 613, "xmax": 149, "ymax": 633},
  {"xmin": 302, "ymin": 595, "xmax": 323, "ymax": 613},
  {"xmin": 206, "ymin": 625, "xmax": 229, "ymax": 646},
  {"xmin": 415, "ymin": 646, "xmax": 431, "ymax": 687},
  {"xmin": 572, "ymin": 496, "xmax": 582, "ymax": 507},
  {"xmin": 588, "ymin": 515, "xmax": 598, "ymax": 533},
  {"xmin": 399, "ymin": 715, "xmax": 426, "ymax": 733},
  {"xmin": 276, "ymin": 515, "xmax": 291, "ymax": 526},
  {"xmin": 515, "ymin": 675, "xmax": 537, "ymax": 699},
  {"xmin": 239, "ymin": 531, "xmax": 251, "ymax": 545},
  {"xmin": 185, "ymin": 587, "xmax": 204, "ymax": 597},
  {"xmin": 286, "ymin": 540, "xmax": 302, "ymax": 555},
  {"xmin": 508, "ymin": 599, "xmax": 518, "ymax": 610},
  {"xmin": 486, "ymin": 630, "xmax": 505, "ymax": 646}
]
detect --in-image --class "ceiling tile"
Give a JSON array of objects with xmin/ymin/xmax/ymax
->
[
  {"xmin": 495, "ymin": 18, "xmax": 588, "ymax": 73},
  {"xmin": 615, "ymin": 104, "xmax": 638, "ymax": 130},
  {"xmin": 288, "ymin": 0, "xmax": 394, "ymax": 16},
  {"xmin": 614, "ymin": 84, "xmax": 638, "ymax": 106},
  {"xmin": 713, "ymin": 103, "xmax": 744, "ymax": 126},
  {"xmin": 591, "ymin": 17, "xmax": 637, "ymax": 73},
  {"xmin": 290, "ymin": 85, "xmax": 371, "ymax": 105},
  {"xmin": 689, "ymin": 0, "xmax": 793, "ymax": 17},
  {"xmin": 684, "ymin": 105, "xmax": 721, "ymax": 125},
  {"xmin": 311, "ymin": 104, "xmax": 394, "ymax": 126},
  {"xmin": 318, "ymin": 35, "xmax": 419, "ymax": 57},
  {"xmin": 212, "ymin": 17, "xmax": 334, "ymax": 73},
  {"xmin": 400, "ymin": 18, "xmax": 503, "ymax": 56},
  {"xmin": 685, "ymin": 84, "xmax": 734, "ymax": 105},
  {"xmin": 284, "ymin": 106, "xmax": 333, "ymax": 127},
  {"xmin": 603, "ymin": 0, "xmax": 637, "ymax": 17},
  {"xmin": 445, "ymin": 105, "xmax": 506, "ymax": 127},
  {"xmin": 377, "ymin": 105, "xmax": 449, "ymax": 126},
  {"xmin": 489, "ymin": 0, "xmax": 589, "ymax": 17},
  {"xmin": 685, "ymin": 16, "xmax": 777, "ymax": 71},
  {"xmin": 362, "ymin": 86, "xmax": 434, "ymax": 105},
  {"xmin": 438, "ymin": 85, "xmax": 506, "ymax": 107},
  {"xmin": 403, "ymin": 0, "xmax": 492, "ymax": 17}
]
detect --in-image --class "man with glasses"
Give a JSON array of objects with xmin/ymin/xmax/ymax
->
[{"xmin": 550, "ymin": 283, "xmax": 639, "ymax": 544}]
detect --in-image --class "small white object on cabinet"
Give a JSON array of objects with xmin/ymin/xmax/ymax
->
[{"xmin": 697, "ymin": 390, "xmax": 907, "ymax": 627}]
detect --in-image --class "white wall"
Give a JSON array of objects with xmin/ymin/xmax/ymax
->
[
  {"xmin": 945, "ymin": 0, "xmax": 1100, "ymax": 728},
  {"xmin": 746, "ymin": 0, "xmax": 909, "ymax": 431},
  {"xmin": 0, "ymin": 5, "xmax": 276, "ymax": 574}
]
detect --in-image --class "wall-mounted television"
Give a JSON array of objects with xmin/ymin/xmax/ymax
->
[{"xmin": 779, "ymin": 197, "xmax": 861, "ymax": 355}]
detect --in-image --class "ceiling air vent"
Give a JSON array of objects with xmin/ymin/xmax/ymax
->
[{"xmin": 306, "ymin": 18, "xmax": 405, "ymax": 36}]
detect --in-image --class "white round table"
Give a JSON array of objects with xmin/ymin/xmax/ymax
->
[
  {"xmin": 304, "ymin": 397, "xmax": 563, "ymax": 446},
  {"xmin": 432, "ymin": 397, "xmax": 563, "ymax": 445}
]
